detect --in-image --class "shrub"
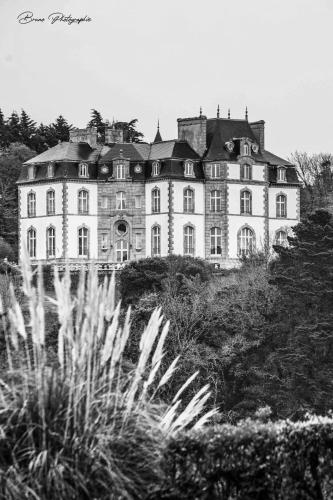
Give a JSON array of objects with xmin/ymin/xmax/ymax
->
[
  {"xmin": 157, "ymin": 415, "xmax": 333, "ymax": 499},
  {"xmin": 0, "ymin": 250, "xmax": 217, "ymax": 499}
]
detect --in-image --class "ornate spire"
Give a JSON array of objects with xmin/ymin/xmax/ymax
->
[
  {"xmin": 245, "ymin": 106, "xmax": 248, "ymax": 120},
  {"xmin": 228, "ymin": 109, "xmax": 230, "ymax": 119},
  {"xmin": 153, "ymin": 119, "xmax": 162, "ymax": 143},
  {"xmin": 217, "ymin": 104, "xmax": 220, "ymax": 118},
  {"xmin": 199, "ymin": 106, "xmax": 202, "ymax": 117}
]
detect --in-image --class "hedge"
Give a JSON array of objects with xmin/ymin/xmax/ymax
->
[{"xmin": 154, "ymin": 416, "xmax": 333, "ymax": 500}]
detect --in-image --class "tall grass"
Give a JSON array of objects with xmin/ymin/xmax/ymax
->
[{"xmin": 0, "ymin": 248, "xmax": 217, "ymax": 500}]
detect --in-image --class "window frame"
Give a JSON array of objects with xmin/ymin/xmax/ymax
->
[
  {"xmin": 211, "ymin": 163, "xmax": 221, "ymax": 179},
  {"xmin": 27, "ymin": 191, "xmax": 36, "ymax": 217},
  {"xmin": 115, "ymin": 239, "xmax": 128, "ymax": 262},
  {"xmin": 240, "ymin": 189, "xmax": 252, "ymax": 215},
  {"xmin": 27, "ymin": 227, "xmax": 37, "ymax": 258},
  {"xmin": 183, "ymin": 187, "xmax": 195, "ymax": 213},
  {"xmin": 116, "ymin": 191, "xmax": 126, "ymax": 210},
  {"xmin": 28, "ymin": 165, "xmax": 35, "ymax": 180},
  {"xmin": 240, "ymin": 164, "xmax": 252, "ymax": 180},
  {"xmin": 151, "ymin": 187, "xmax": 161, "ymax": 213},
  {"xmin": 184, "ymin": 160, "xmax": 194, "ymax": 177},
  {"xmin": 78, "ymin": 189, "xmax": 89, "ymax": 214},
  {"xmin": 277, "ymin": 167, "xmax": 287, "ymax": 182},
  {"xmin": 47, "ymin": 163, "xmax": 54, "ymax": 178},
  {"xmin": 275, "ymin": 229, "xmax": 287, "ymax": 246},
  {"xmin": 79, "ymin": 162, "xmax": 89, "ymax": 178},
  {"xmin": 116, "ymin": 163, "xmax": 126, "ymax": 180},
  {"xmin": 151, "ymin": 225, "xmax": 161, "ymax": 256},
  {"xmin": 276, "ymin": 194, "xmax": 287, "ymax": 218},
  {"xmin": 152, "ymin": 161, "xmax": 160, "ymax": 177},
  {"xmin": 46, "ymin": 189, "xmax": 55, "ymax": 215},
  {"xmin": 210, "ymin": 190, "xmax": 222, "ymax": 212},
  {"xmin": 78, "ymin": 226, "xmax": 89, "ymax": 258},
  {"xmin": 210, "ymin": 227, "xmax": 222, "ymax": 256},
  {"xmin": 46, "ymin": 226, "xmax": 56, "ymax": 258},
  {"xmin": 243, "ymin": 143, "xmax": 250, "ymax": 156},
  {"xmin": 238, "ymin": 226, "xmax": 255, "ymax": 257},
  {"xmin": 183, "ymin": 225, "xmax": 195, "ymax": 256}
]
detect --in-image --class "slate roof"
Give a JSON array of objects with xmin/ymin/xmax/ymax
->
[
  {"xmin": 24, "ymin": 142, "xmax": 101, "ymax": 164},
  {"xmin": 262, "ymin": 150, "xmax": 292, "ymax": 167},
  {"xmin": 153, "ymin": 128, "xmax": 162, "ymax": 143},
  {"xmin": 149, "ymin": 140, "xmax": 200, "ymax": 160},
  {"xmin": 99, "ymin": 143, "xmax": 150, "ymax": 163},
  {"xmin": 204, "ymin": 118, "xmax": 265, "ymax": 161}
]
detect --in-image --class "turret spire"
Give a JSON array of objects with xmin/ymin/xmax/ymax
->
[
  {"xmin": 199, "ymin": 106, "xmax": 202, "ymax": 117},
  {"xmin": 217, "ymin": 104, "xmax": 220, "ymax": 118},
  {"xmin": 153, "ymin": 119, "xmax": 162, "ymax": 143},
  {"xmin": 245, "ymin": 106, "xmax": 248, "ymax": 121},
  {"xmin": 228, "ymin": 109, "xmax": 230, "ymax": 119}
]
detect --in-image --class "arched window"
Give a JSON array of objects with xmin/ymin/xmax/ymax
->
[
  {"xmin": 277, "ymin": 167, "xmax": 286, "ymax": 182},
  {"xmin": 184, "ymin": 225, "xmax": 194, "ymax": 256},
  {"xmin": 240, "ymin": 164, "xmax": 252, "ymax": 180},
  {"xmin": 152, "ymin": 161, "xmax": 160, "ymax": 177},
  {"xmin": 152, "ymin": 226, "xmax": 161, "ymax": 256},
  {"xmin": 276, "ymin": 194, "xmax": 287, "ymax": 218},
  {"xmin": 152, "ymin": 188, "xmax": 160, "ymax": 213},
  {"xmin": 46, "ymin": 189, "xmax": 55, "ymax": 215},
  {"xmin": 240, "ymin": 190, "xmax": 252, "ymax": 215},
  {"xmin": 28, "ymin": 165, "xmax": 35, "ymax": 180},
  {"xmin": 275, "ymin": 230, "xmax": 287, "ymax": 246},
  {"xmin": 210, "ymin": 190, "xmax": 222, "ymax": 212},
  {"xmin": 78, "ymin": 189, "xmax": 89, "ymax": 214},
  {"xmin": 116, "ymin": 191, "xmax": 126, "ymax": 210},
  {"xmin": 210, "ymin": 227, "xmax": 222, "ymax": 255},
  {"xmin": 238, "ymin": 227, "xmax": 254, "ymax": 256},
  {"xmin": 184, "ymin": 188, "xmax": 194, "ymax": 213},
  {"xmin": 184, "ymin": 160, "xmax": 194, "ymax": 177},
  {"xmin": 27, "ymin": 191, "xmax": 36, "ymax": 217},
  {"xmin": 116, "ymin": 240, "xmax": 128, "ymax": 262},
  {"xmin": 211, "ymin": 163, "xmax": 221, "ymax": 178},
  {"xmin": 116, "ymin": 163, "xmax": 125, "ymax": 180},
  {"xmin": 78, "ymin": 226, "xmax": 89, "ymax": 257},
  {"xmin": 27, "ymin": 228, "xmax": 36, "ymax": 258},
  {"xmin": 79, "ymin": 163, "xmax": 88, "ymax": 178},
  {"xmin": 47, "ymin": 226, "xmax": 56, "ymax": 258}
]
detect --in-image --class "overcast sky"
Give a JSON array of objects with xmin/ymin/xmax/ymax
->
[{"xmin": 0, "ymin": 0, "xmax": 332, "ymax": 158}]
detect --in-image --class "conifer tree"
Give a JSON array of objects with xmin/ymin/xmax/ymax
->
[
  {"xmin": 19, "ymin": 109, "xmax": 36, "ymax": 148},
  {"xmin": 7, "ymin": 111, "xmax": 21, "ymax": 143},
  {"xmin": 88, "ymin": 109, "xmax": 105, "ymax": 142}
]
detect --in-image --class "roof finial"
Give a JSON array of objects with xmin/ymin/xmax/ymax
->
[
  {"xmin": 199, "ymin": 106, "xmax": 202, "ymax": 117},
  {"xmin": 217, "ymin": 104, "xmax": 220, "ymax": 118},
  {"xmin": 245, "ymin": 106, "xmax": 248, "ymax": 121},
  {"xmin": 228, "ymin": 108, "xmax": 230, "ymax": 119},
  {"xmin": 157, "ymin": 118, "xmax": 160, "ymax": 130}
]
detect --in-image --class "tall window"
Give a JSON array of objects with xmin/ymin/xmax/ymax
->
[
  {"xmin": 78, "ymin": 189, "xmax": 89, "ymax": 214},
  {"xmin": 152, "ymin": 226, "xmax": 161, "ymax": 256},
  {"xmin": 240, "ymin": 190, "xmax": 252, "ymax": 215},
  {"xmin": 116, "ymin": 191, "xmax": 126, "ymax": 210},
  {"xmin": 47, "ymin": 227, "xmax": 56, "ymax": 258},
  {"xmin": 152, "ymin": 161, "xmax": 160, "ymax": 177},
  {"xmin": 79, "ymin": 163, "xmax": 88, "ymax": 178},
  {"xmin": 116, "ymin": 163, "xmax": 125, "ymax": 180},
  {"xmin": 152, "ymin": 188, "xmax": 160, "ymax": 213},
  {"xmin": 78, "ymin": 227, "xmax": 89, "ymax": 257},
  {"xmin": 184, "ymin": 161, "xmax": 194, "ymax": 177},
  {"xmin": 116, "ymin": 240, "xmax": 128, "ymax": 262},
  {"xmin": 276, "ymin": 194, "xmax": 287, "ymax": 218},
  {"xmin": 210, "ymin": 227, "xmax": 222, "ymax": 255},
  {"xmin": 46, "ymin": 189, "xmax": 55, "ymax": 215},
  {"xmin": 134, "ymin": 195, "xmax": 141, "ymax": 209},
  {"xmin": 47, "ymin": 163, "xmax": 54, "ymax": 178},
  {"xmin": 211, "ymin": 163, "xmax": 221, "ymax": 178},
  {"xmin": 241, "ymin": 164, "xmax": 252, "ymax": 180},
  {"xmin": 210, "ymin": 190, "xmax": 222, "ymax": 212},
  {"xmin": 27, "ymin": 192, "xmax": 36, "ymax": 217},
  {"xmin": 277, "ymin": 167, "xmax": 286, "ymax": 182},
  {"xmin": 243, "ymin": 144, "xmax": 249, "ymax": 156},
  {"xmin": 101, "ymin": 196, "xmax": 108, "ymax": 209},
  {"xmin": 276, "ymin": 230, "xmax": 287, "ymax": 246},
  {"xmin": 27, "ymin": 228, "xmax": 36, "ymax": 258},
  {"xmin": 184, "ymin": 188, "xmax": 194, "ymax": 213},
  {"xmin": 101, "ymin": 233, "xmax": 108, "ymax": 250},
  {"xmin": 184, "ymin": 225, "xmax": 194, "ymax": 256},
  {"xmin": 238, "ymin": 227, "xmax": 254, "ymax": 256}
]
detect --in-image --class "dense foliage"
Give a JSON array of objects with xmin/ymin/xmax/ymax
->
[{"xmin": 157, "ymin": 415, "xmax": 333, "ymax": 499}]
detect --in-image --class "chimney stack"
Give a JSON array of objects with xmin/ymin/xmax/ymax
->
[{"xmin": 250, "ymin": 120, "xmax": 265, "ymax": 151}]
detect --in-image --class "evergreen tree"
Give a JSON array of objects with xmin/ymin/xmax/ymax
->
[
  {"xmin": 115, "ymin": 118, "xmax": 144, "ymax": 143},
  {"xmin": 19, "ymin": 109, "xmax": 36, "ymax": 148},
  {"xmin": 7, "ymin": 111, "xmax": 21, "ymax": 143},
  {"xmin": 49, "ymin": 115, "xmax": 73, "ymax": 145},
  {"xmin": 0, "ymin": 108, "xmax": 10, "ymax": 148},
  {"xmin": 88, "ymin": 109, "xmax": 105, "ymax": 142}
]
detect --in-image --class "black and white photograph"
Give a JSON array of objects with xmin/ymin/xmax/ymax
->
[{"xmin": 0, "ymin": 0, "xmax": 333, "ymax": 498}]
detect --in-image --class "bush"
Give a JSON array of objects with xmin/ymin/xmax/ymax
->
[
  {"xmin": 0, "ymin": 254, "xmax": 216, "ymax": 499},
  {"xmin": 157, "ymin": 416, "xmax": 333, "ymax": 499}
]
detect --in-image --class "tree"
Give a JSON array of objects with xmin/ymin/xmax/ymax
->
[
  {"xmin": 88, "ymin": 109, "xmax": 106, "ymax": 142},
  {"xmin": 48, "ymin": 115, "xmax": 73, "ymax": 145},
  {"xmin": 114, "ymin": 119, "xmax": 144, "ymax": 143},
  {"xmin": 7, "ymin": 111, "xmax": 21, "ymax": 144},
  {"xmin": 0, "ymin": 143, "xmax": 36, "ymax": 258},
  {"xmin": 19, "ymin": 110, "xmax": 36, "ymax": 149},
  {"xmin": 0, "ymin": 108, "xmax": 10, "ymax": 148}
]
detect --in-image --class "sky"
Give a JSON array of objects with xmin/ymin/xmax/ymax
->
[{"xmin": 0, "ymin": 0, "xmax": 332, "ymax": 158}]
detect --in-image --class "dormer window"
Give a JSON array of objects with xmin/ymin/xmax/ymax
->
[
  {"xmin": 79, "ymin": 162, "xmax": 88, "ymax": 178},
  {"xmin": 184, "ymin": 160, "xmax": 194, "ymax": 177},
  {"xmin": 211, "ymin": 163, "xmax": 221, "ymax": 178},
  {"xmin": 243, "ymin": 143, "xmax": 250, "ymax": 156},
  {"xmin": 277, "ymin": 167, "xmax": 287, "ymax": 182},
  {"xmin": 116, "ymin": 163, "xmax": 126, "ymax": 180},
  {"xmin": 47, "ymin": 163, "xmax": 54, "ymax": 178},
  {"xmin": 28, "ymin": 165, "xmax": 35, "ymax": 180},
  {"xmin": 152, "ymin": 161, "xmax": 160, "ymax": 177}
]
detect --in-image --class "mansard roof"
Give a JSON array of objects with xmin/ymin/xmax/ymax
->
[
  {"xmin": 262, "ymin": 150, "xmax": 292, "ymax": 167},
  {"xmin": 24, "ymin": 142, "xmax": 102, "ymax": 164},
  {"xmin": 204, "ymin": 118, "xmax": 264, "ymax": 162},
  {"xmin": 99, "ymin": 143, "xmax": 150, "ymax": 163},
  {"xmin": 149, "ymin": 140, "xmax": 200, "ymax": 161}
]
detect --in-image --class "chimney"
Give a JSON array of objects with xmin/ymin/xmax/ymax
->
[
  {"xmin": 249, "ymin": 120, "xmax": 265, "ymax": 152},
  {"xmin": 177, "ymin": 115, "xmax": 207, "ymax": 157},
  {"xmin": 69, "ymin": 126, "xmax": 98, "ymax": 148},
  {"xmin": 105, "ymin": 124, "xmax": 123, "ymax": 144}
]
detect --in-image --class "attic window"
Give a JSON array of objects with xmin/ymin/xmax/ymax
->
[
  {"xmin": 47, "ymin": 163, "xmax": 54, "ymax": 178},
  {"xmin": 28, "ymin": 165, "xmax": 35, "ymax": 180},
  {"xmin": 277, "ymin": 167, "xmax": 287, "ymax": 182},
  {"xmin": 152, "ymin": 161, "xmax": 160, "ymax": 177},
  {"xmin": 243, "ymin": 143, "xmax": 250, "ymax": 156},
  {"xmin": 79, "ymin": 162, "xmax": 88, "ymax": 178},
  {"xmin": 184, "ymin": 160, "xmax": 194, "ymax": 177}
]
